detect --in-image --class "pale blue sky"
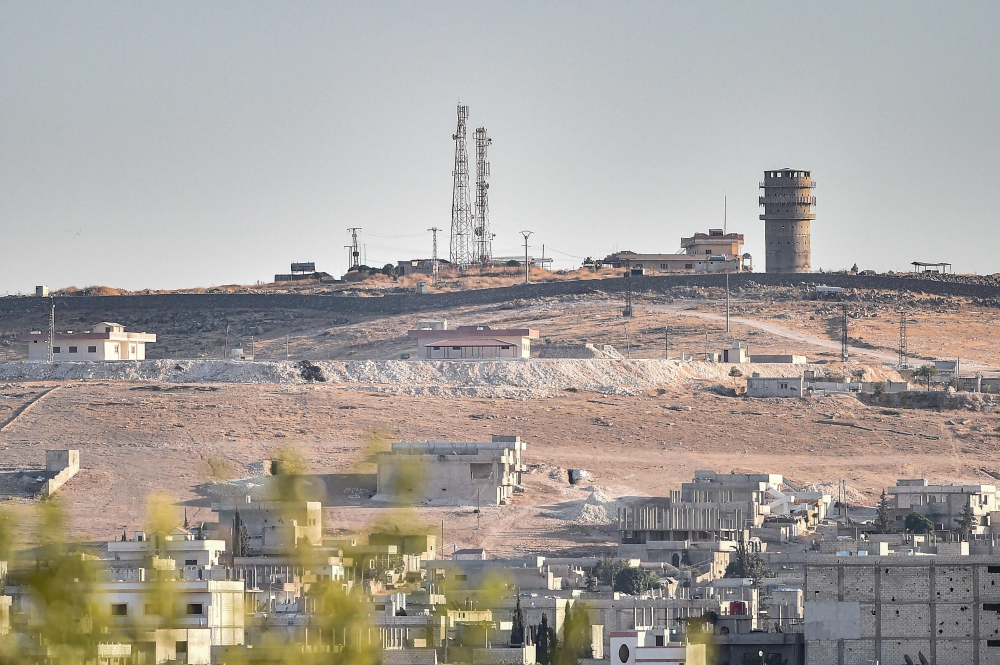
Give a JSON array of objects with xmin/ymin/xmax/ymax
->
[{"xmin": 1, "ymin": 2, "xmax": 997, "ymax": 290}]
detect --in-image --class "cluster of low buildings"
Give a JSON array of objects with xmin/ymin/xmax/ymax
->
[{"xmin": 9, "ymin": 432, "xmax": 1000, "ymax": 664}]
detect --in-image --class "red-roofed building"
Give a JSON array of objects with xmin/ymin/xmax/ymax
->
[{"xmin": 406, "ymin": 320, "xmax": 538, "ymax": 359}]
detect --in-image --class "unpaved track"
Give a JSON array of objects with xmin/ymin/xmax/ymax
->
[{"xmin": 647, "ymin": 302, "xmax": 998, "ymax": 370}]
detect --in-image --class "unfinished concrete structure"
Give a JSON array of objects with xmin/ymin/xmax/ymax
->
[
  {"xmin": 43, "ymin": 449, "xmax": 80, "ymax": 495},
  {"xmin": 760, "ymin": 168, "xmax": 815, "ymax": 273},
  {"xmin": 889, "ymin": 478, "xmax": 998, "ymax": 533},
  {"xmin": 617, "ymin": 471, "xmax": 779, "ymax": 562},
  {"xmin": 804, "ymin": 553, "xmax": 1000, "ymax": 665},
  {"xmin": 376, "ymin": 436, "xmax": 525, "ymax": 506},
  {"xmin": 210, "ymin": 497, "xmax": 322, "ymax": 556}
]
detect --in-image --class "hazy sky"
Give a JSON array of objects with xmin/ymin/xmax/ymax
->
[{"xmin": 1, "ymin": 2, "xmax": 998, "ymax": 291}]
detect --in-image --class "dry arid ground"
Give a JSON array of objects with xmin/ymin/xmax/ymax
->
[
  {"xmin": 4, "ymin": 290, "xmax": 998, "ymax": 371},
  {"xmin": 3, "ymin": 378, "xmax": 999, "ymax": 556}
]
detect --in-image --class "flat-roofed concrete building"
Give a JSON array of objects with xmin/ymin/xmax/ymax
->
[
  {"xmin": 18, "ymin": 322, "xmax": 155, "ymax": 361},
  {"xmin": 406, "ymin": 320, "xmax": 538, "ymax": 359},
  {"xmin": 747, "ymin": 374, "xmax": 804, "ymax": 398},
  {"xmin": 804, "ymin": 553, "xmax": 1000, "ymax": 665},
  {"xmin": 889, "ymin": 478, "xmax": 997, "ymax": 533},
  {"xmin": 376, "ymin": 436, "xmax": 526, "ymax": 506}
]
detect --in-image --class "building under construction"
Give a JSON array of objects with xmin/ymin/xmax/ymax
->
[{"xmin": 759, "ymin": 168, "xmax": 816, "ymax": 273}]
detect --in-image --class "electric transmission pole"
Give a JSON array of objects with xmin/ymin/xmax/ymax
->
[
  {"xmin": 622, "ymin": 259, "xmax": 633, "ymax": 317},
  {"xmin": 473, "ymin": 127, "xmax": 494, "ymax": 267},
  {"xmin": 449, "ymin": 105, "xmax": 474, "ymax": 269},
  {"xmin": 841, "ymin": 304, "xmax": 849, "ymax": 362},
  {"xmin": 898, "ymin": 309, "xmax": 908, "ymax": 369},
  {"xmin": 519, "ymin": 231, "xmax": 532, "ymax": 284},
  {"xmin": 47, "ymin": 297, "xmax": 55, "ymax": 363},
  {"xmin": 347, "ymin": 228, "xmax": 361, "ymax": 269},
  {"xmin": 428, "ymin": 227, "xmax": 442, "ymax": 283}
]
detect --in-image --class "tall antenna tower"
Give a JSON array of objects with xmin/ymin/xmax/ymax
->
[
  {"xmin": 347, "ymin": 227, "xmax": 361, "ymax": 269},
  {"xmin": 841, "ymin": 304, "xmax": 849, "ymax": 362},
  {"xmin": 449, "ymin": 105, "xmax": 474, "ymax": 269},
  {"xmin": 473, "ymin": 127, "xmax": 494, "ymax": 266}
]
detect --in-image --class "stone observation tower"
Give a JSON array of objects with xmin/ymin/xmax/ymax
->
[{"xmin": 759, "ymin": 168, "xmax": 815, "ymax": 273}]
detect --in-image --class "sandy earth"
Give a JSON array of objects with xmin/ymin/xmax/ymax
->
[{"xmin": 3, "ymin": 377, "xmax": 999, "ymax": 557}]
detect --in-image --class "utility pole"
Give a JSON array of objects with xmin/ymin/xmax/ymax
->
[
  {"xmin": 725, "ymin": 271, "xmax": 731, "ymax": 333},
  {"xmin": 476, "ymin": 487, "xmax": 482, "ymax": 531},
  {"xmin": 624, "ymin": 324, "xmax": 630, "ymax": 359},
  {"xmin": 285, "ymin": 335, "xmax": 289, "ymax": 359},
  {"xmin": 898, "ymin": 307, "xmax": 908, "ymax": 369},
  {"xmin": 428, "ymin": 227, "xmax": 442, "ymax": 283},
  {"xmin": 519, "ymin": 231, "xmax": 532, "ymax": 284},
  {"xmin": 347, "ymin": 228, "xmax": 361, "ymax": 269},
  {"xmin": 841, "ymin": 304, "xmax": 849, "ymax": 362},
  {"xmin": 47, "ymin": 297, "xmax": 55, "ymax": 363},
  {"xmin": 224, "ymin": 324, "xmax": 230, "ymax": 359},
  {"xmin": 664, "ymin": 327, "xmax": 669, "ymax": 360},
  {"xmin": 622, "ymin": 258, "xmax": 633, "ymax": 317}
]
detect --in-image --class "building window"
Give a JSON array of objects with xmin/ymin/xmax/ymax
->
[
  {"xmin": 144, "ymin": 603, "xmax": 160, "ymax": 615},
  {"xmin": 452, "ymin": 346, "xmax": 461, "ymax": 351},
  {"xmin": 186, "ymin": 603, "xmax": 204, "ymax": 616},
  {"xmin": 455, "ymin": 574, "xmax": 467, "ymax": 581},
  {"xmin": 185, "ymin": 559, "xmax": 197, "ymax": 566},
  {"xmin": 88, "ymin": 346, "xmax": 97, "ymax": 353},
  {"xmin": 68, "ymin": 346, "xmax": 77, "ymax": 353},
  {"xmin": 176, "ymin": 641, "xmax": 188, "ymax": 655},
  {"xmin": 685, "ymin": 264, "xmax": 693, "ymax": 270},
  {"xmin": 432, "ymin": 346, "xmax": 440, "ymax": 350},
  {"xmin": 53, "ymin": 347, "xmax": 61, "ymax": 353},
  {"xmin": 111, "ymin": 603, "xmax": 128, "ymax": 616}
]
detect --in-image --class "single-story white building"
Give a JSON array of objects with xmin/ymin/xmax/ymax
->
[
  {"xmin": 406, "ymin": 320, "xmax": 538, "ymax": 359},
  {"xmin": 18, "ymin": 322, "xmax": 156, "ymax": 362}
]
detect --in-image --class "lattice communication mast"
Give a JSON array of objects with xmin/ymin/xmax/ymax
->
[
  {"xmin": 473, "ymin": 127, "xmax": 494, "ymax": 266},
  {"xmin": 449, "ymin": 105, "xmax": 474, "ymax": 269}
]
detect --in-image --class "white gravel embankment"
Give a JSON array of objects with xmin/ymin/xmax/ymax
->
[{"xmin": 0, "ymin": 359, "xmax": 900, "ymax": 398}]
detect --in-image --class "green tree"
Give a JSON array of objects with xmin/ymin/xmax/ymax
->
[
  {"xmin": 510, "ymin": 593, "xmax": 526, "ymax": 646},
  {"xmin": 506, "ymin": 259, "xmax": 521, "ymax": 267},
  {"xmin": 904, "ymin": 512, "xmax": 935, "ymax": 534},
  {"xmin": 955, "ymin": 503, "xmax": 979, "ymax": 536},
  {"xmin": 381, "ymin": 263, "xmax": 396, "ymax": 276},
  {"xmin": 555, "ymin": 602, "xmax": 593, "ymax": 664},
  {"xmin": 614, "ymin": 566, "xmax": 660, "ymax": 595},
  {"xmin": 915, "ymin": 364, "xmax": 938, "ymax": 391},
  {"xmin": 875, "ymin": 490, "xmax": 896, "ymax": 533},
  {"xmin": 725, "ymin": 536, "xmax": 775, "ymax": 587}
]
